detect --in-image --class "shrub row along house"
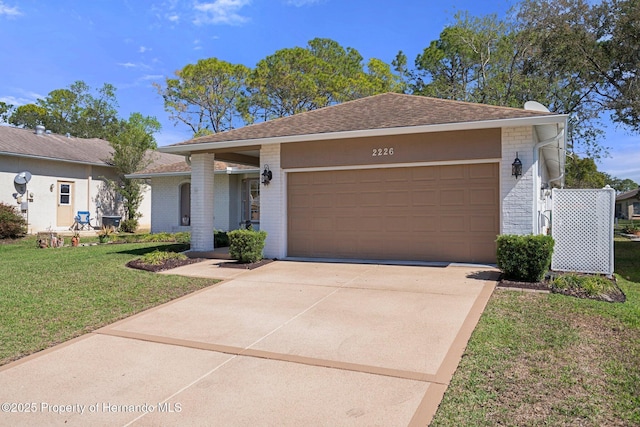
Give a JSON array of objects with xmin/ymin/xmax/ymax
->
[{"xmin": 154, "ymin": 93, "xmax": 567, "ymax": 264}]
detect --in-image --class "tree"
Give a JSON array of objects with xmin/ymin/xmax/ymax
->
[
  {"xmin": 0, "ymin": 101, "xmax": 13, "ymax": 123},
  {"xmin": 402, "ymin": 6, "xmax": 609, "ymax": 159},
  {"xmin": 593, "ymin": 0, "xmax": 640, "ymax": 130},
  {"xmin": 8, "ymin": 81, "xmax": 119, "ymax": 139},
  {"xmin": 107, "ymin": 113, "xmax": 161, "ymax": 227},
  {"xmin": 243, "ymin": 38, "xmax": 404, "ymax": 123},
  {"xmin": 154, "ymin": 58, "xmax": 249, "ymax": 135},
  {"xmin": 8, "ymin": 104, "xmax": 48, "ymax": 129},
  {"xmin": 564, "ymin": 155, "xmax": 607, "ymax": 188}
]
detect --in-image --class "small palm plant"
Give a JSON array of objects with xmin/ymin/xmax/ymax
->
[{"xmin": 97, "ymin": 225, "xmax": 115, "ymax": 243}]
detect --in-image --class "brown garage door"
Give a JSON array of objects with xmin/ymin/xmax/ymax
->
[{"xmin": 287, "ymin": 163, "xmax": 499, "ymax": 263}]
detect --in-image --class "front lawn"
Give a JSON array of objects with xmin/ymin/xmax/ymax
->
[
  {"xmin": 432, "ymin": 238, "xmax": 640, "ymax": 426},
  {"xmin": 0, "ymin": 237, "xmax": 218, "ymax": 366}
]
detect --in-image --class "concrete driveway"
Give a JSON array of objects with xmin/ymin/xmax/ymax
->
[{"xmin": 0, "ymin": 261, "xmax": 498, "ymax": 426}]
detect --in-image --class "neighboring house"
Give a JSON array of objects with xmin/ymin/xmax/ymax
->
[
  {"xmin": 0, "ymin": 125, "xmax": 182, "ymax": 233},
  {"xmin": 160, "ymin": 93, "xmax": 567, "ymax": 263},
  {"xmin": 615, "ymin": 186, "xmax": 640, "ymax": 219},
  {"xmin": 127, "ymin": 161, "xmax": 259, "ymax": 233}
]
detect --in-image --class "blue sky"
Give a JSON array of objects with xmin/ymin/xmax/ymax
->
[{"xmin": 1, "ymin": 0, "xmax": 638, "ymax": 182}]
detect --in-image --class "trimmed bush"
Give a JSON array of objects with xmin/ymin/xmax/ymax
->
[
  {"xmin": 228, "ymin": 229, "xmax": 267, "ymax": 263},
  {"xmin": 496, "ymin": 234, "xmax": 554, "ymax": 282},
  {"xmin": 0, "ymin": 202, "xmax": 27, "ymax": 239}
]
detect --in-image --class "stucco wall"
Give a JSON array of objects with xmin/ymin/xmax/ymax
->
[
  {"xmin": 0, "ymin": 155, "xmax": 141, "ymax": 233},
  {"xmin": 501, "ymin": 126, "xmax": 535, "ymax": 235},
  {"xmin": 149, "ymin": 173, "xmax": 253, "ymax": 234}
]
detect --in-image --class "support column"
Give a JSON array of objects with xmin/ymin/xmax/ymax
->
[
  {"xmin": 190, "ymin": 153, "xmax": 215, "ymax": 252},
  {"xmin": 260, "ymin": 144, "xmax": 286, "ymax": 259}
]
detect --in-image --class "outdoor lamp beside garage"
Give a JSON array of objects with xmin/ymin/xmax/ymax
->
[{"xmin": 512, "ymin": 152, "xmax": 523, "ymax": 179}]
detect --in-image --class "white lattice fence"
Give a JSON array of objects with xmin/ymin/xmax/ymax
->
[{"xmin": 551, "ymin": 188, "xmax": 615, "ymax": 275}]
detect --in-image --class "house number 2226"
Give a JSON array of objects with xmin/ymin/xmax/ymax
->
[{"xmin": 372, "ymin": 147, "xmax": 394, "ymax": 156}]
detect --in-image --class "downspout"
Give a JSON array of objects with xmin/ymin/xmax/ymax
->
[
  {"xmin": 184, "ymin": 155, "xmax": 191, "ymax": 166},
  {"xmin": 533, "ymin": 127, "xmax": 565, "ymax": 234}
]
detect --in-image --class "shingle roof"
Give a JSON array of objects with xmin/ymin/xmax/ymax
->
[
  {"xmin": 0, "ymin": 125, "xmax": 183, "ymax": 168},
  {"xmin": 171, "ymin": 92, "xmax": 557, "ymax": 147},
  {"xmin": 616, "ymin": 187, "xmax": 640, "ymax": 201}
]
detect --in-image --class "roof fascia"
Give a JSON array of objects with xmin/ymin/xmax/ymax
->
[
  {"xmin": 125, "ymin": 168, "xmax": 260, "ymax": 179},
  {"xmin": 159, "ymin": 114, "xmax": 570, "ymax": 155}
]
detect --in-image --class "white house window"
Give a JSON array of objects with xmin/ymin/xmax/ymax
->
[
  {"xmin": 59, "ymin": 184, "xmax": 71, "ymax": 205},
  {"xmin": 634, "ymin": 202, "xmax": 640, "ymax": 215},
  {"xmin": 242, "ymin": 178, "xmax": 260, "ymax": 225},
  {"xmin": 180, "ymin": 183, "xmax": 191, "ymax": 226}
]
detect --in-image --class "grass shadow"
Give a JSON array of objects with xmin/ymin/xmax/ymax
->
[{"xmin": 615, "ymin": 240, "xmax": 640, "ymax": 283}]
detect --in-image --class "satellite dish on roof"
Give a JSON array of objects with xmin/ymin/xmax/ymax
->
[
  {"xmin": 14, "ymin": 171, "xmax": 32, "ymax": 185},
  {"xmin": 524, "ymin": 101, "xmax": 550, "ymax": 112}
]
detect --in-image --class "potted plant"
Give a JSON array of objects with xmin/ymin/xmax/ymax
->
[
  {"xmin": 71, "ymin": 232, "xmax": 80, "ymax": 247},
  {"xmin": 97, "ymin": 225, "xmax": 114, "ymax": 243},
  {"xmin": 622, "ymin": 221, "xmax": 640, "ymax": 236}
]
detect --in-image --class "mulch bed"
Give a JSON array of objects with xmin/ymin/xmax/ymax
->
[
  {"xmin": 126, "ymin": 257, "xmax": 274, "ymax": 272},
  {"xmin": 126, "ymin": 257, "xmax": 206, "ymax": 273},
  {"xmin": 497, "ymin": 272, "xmax": 626, "ymax": 303}
]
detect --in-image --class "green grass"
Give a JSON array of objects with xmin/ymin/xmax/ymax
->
[
  {"xmin": 0, "ymin": 237, "xmax": 218, "ymax": 366},
  {"xmin": 432, "ymin": 238, "xmax": 640, "ymax": 426}
]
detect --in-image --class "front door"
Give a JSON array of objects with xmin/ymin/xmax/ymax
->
[{"xmin": 56, "ymin": 181, "xmax": 74, "ymax": 227}]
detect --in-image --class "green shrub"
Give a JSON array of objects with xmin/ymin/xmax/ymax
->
[
  {"xmin": 496, "ymin": 234, "xmax": 554, "ymax": 282},
  {"xmin": 228, "ymin": 229, "xmax": 267, "ymax": 263},
  {"xmin": 0, "ymin": 202, "xmax": 27, "ymax": 239},
  {"xmin": 214, "ymin": 230, "xmax": 229, "ymax": 247},
  {"xmin": 174, "ymin": 232, "xmax": 191, "ymax": 244},
  {"xmin": 140, "ymin": 250, "xmax": 187, "ymax": 265},
  {"xmin": 120, "ymin": 218, "xmax": 138, "ymax": 233}
]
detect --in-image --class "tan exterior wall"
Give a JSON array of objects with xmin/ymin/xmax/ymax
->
[{"xmin": 281, "ymin": 128, "xmax": 501, "ymax": 169}]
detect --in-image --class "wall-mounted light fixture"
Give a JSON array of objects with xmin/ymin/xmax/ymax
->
[
  {"xmin": 50, "ymin": 184, "xmax": 55, "ymax": 192},
  {"xmin": 261, "ymin": 164, "xmax": 273, "ymax": 185},
  {"xmin": 512, "ymin": 152, "xmax": 523, "ymax": 179}
]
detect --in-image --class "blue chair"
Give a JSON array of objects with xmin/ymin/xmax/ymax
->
[{"xmin": 74, "ymin": 211, "xmax": 92, "ymax": 230}]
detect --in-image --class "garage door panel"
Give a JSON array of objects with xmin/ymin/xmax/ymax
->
[
  {"xmin": 439, "ymin": 165, "xmax": 466, "ymax": 180},
  {"xmin": 359, "ymin": 191, "xmax": 384, "ymax": 207},
  {"xmin": 470, "ymin": 189, "xmax": 497, "ymax": 206},
  {"xmin": 441, "ymin": 216, "xmax": 467, "ymax": 232},
  {"xmin": 386, "ymin": 190, "xmax": 411, "ymax": 206},
  {"xmin": 413, "ymin": 216, "xmax": 439, "ymax": 232},
  {"xmin": 440, "ymin": 189, "xmax": 467, "ymax": 206},
  {"xmin": 288, "ymin": 163, "xmax": 498, "ymax": 262},
  {"xmin": 469, "ymin": 163, "xmax": 498, "ymax": 179},
  {"xmin": 412, "ymin": 190, "xmax": 439, "ymax": 206},
  {"xmin": 469, "ymin": 214, "xmax": 499, "ymax": 232}
]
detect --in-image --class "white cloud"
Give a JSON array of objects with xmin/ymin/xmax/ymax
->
[
  {"xmin": 193, "ymin": 0, "xmax": 251, "ymax": 25},
  {"xmin": 285, "ymin": 0, "xmax": 323, "ymax": 6},
  {"xmin": 0, "ymin": 90, "xmax": 44, "ymax": 106},
  {"xmin": 117, "ymin": 62, "xmax": 152, "ymax": 70},
  {"xmin": 139, "ymin": 46, "xmax": 151, "ymax": 53},
  {"xmin": 0, "ymin": 1, "xmax": 22, "ymax": 17},
  {"xmin": 167, "ymin": 13, "xmax": 179, "ymax": 22},
  {"xmin": 140, "ymin": 74, "xmax": 164, "ymax": 81}
]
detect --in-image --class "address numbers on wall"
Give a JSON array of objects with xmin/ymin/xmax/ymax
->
[{"xmin": 372, "ymin": 147, "xmax": 394, "ymax": 157}]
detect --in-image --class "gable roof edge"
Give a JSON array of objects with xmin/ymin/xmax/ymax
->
[{"xmin": 159, "ymin": 114, "xmax": 569, "ymax": 155}]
